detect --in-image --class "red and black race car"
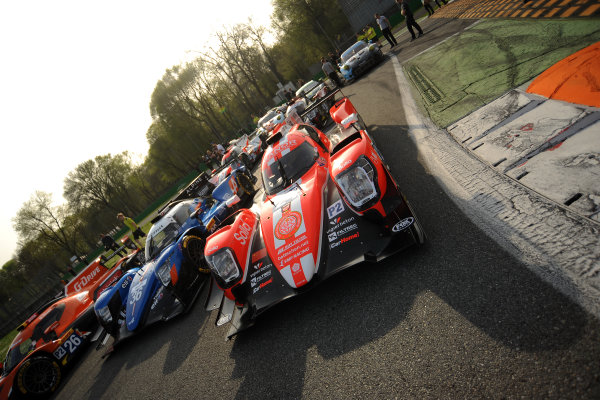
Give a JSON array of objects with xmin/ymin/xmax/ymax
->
[
  {"xmin": 203, "ymin": 97, "xmax": 425, "ymax": 338},
  {"xmin": 0, "ymin": 251, "xmax": 142, "ymax": 399}
]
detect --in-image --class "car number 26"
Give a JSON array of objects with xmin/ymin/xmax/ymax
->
[{"xmin": 53, "ymin": 333, "xmax": 82, "ymax": 360}]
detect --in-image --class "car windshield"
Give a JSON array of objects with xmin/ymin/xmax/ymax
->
[
  {"xmin": 262, "ymin": 141, "xmax": 318, "ymax": 195},
  {"xmin": 146, "ymin": 222, "xmax": 181, "ymax": 259},
  {"xmin": 295, "ymin": 81, "xmax": 319, "ymax": 97},
  {"xmin": 4, "ymin": 338, "xmax": 34, "ymax": 374},
  {"xmin": 341, "ymin": 42, "xmax": 368, "ymax": 63}
]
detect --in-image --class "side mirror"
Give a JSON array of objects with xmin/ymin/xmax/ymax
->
[{"xmin": 341, "ymin": 113, "xmax": 359, "ymax": 129}]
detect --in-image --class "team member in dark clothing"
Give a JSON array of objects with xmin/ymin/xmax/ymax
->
[
  {"xmin": 397, "ymin": 0, "xmax": 423, "ymax": 42},
  {"xmin": 100, "ymin": 234, "xmax": 127, "ymax": 256}
]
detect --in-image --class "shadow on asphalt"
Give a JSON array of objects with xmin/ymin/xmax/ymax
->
[
  {"xmin": 73, "ymin": 286, "xmax": 212, "ymax": 400},
  {"xmin": 224, "ymin": 124, "xmax": 589, "ymax": 399}
]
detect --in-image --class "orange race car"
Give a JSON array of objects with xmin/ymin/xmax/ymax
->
[{"xmin": 0, "ymin": 250, "xmax": 143, "ymax": 399}]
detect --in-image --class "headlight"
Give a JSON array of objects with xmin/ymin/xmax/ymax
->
[
  {"xmin": 336, "ymin": 156, "xmax": 378, "ymax": 208},
  {"xmin": 156, "ymin": 258, "xmax": 172, "ymax": 286},
  {"xmin": 96, "ymin": 306, "xmax": 112, "ymax": 324},
  {"xmin": 206, "ymin": 248, "xmax": 240, "ymax": 285},
  {"xmin": 342, "ymin": 65, "xmax": 349, "ymax": 70},
  {"xmin": 369, "ymin": 44, "xmax": 376, "ymax": 51}
]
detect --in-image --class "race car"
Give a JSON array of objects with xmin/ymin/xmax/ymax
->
[
  {"xmin": 94, "ymin": 190, "xmax": 255, "ymax": 349},
  {"xmin": 221, "ymin": 134, "xmax": 263, "ymax": 168},
  {"xmin": 338, "ymin": 41, "xmax": 384, "ymax": 82},
  {"xmin": 203, "ymin": 97, "xmax": 425, "ymax": 338},
  {"xmin": 0, "ymin": 252, "xmax": 135, "ymax": 399},
  {"xmin": 292, "ymin": 80, "xmax": 335, "ymax": 128},
  {"xmin": 208, "ymin": 159, "xmax": 256, "ymax": 193}
]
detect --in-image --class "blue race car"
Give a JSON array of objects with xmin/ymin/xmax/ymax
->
[{"xmin": 94, "ymin": 186, "xmax": 251, "ymax": 349}]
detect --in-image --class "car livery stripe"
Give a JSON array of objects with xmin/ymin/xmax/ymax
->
[{"xmin": 279, "ymin": 254, "xmax": 315, "ymax": 288}]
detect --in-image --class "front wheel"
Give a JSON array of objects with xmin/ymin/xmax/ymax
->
[
  {"xmin": 182, "ymin": 235, "xmax": 209, "ymax": 273},
  {"xmin": 240, "ymin": 153, "xmax": 251, "ymax": 169},
  {"xmin": 237, "ymin": 172, "xmax": 255, "ymax": 196},
  {"xmin": 15, "ymin": 355, "xmax": 62, "ymax": 399}
]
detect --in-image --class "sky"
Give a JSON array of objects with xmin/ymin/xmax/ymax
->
[{"xmin": 0, "ymin": 0, "xmax": 275, "ymax": 266}]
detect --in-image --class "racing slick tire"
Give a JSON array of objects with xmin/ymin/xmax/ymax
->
[
  {"xmin": 237, "ymin": 172, "xmax": 255, "ymax": 196},
  {"xmin": 405, "ymin": 200, "xmax": 427, "ymax": 245},
  {"xmin": 15, "ymin": 355, "xmax": 62, "ymax": 399},
  {"xmin": 182, "ymin": 235, "xmax": 210, "ymax": 274},
  {"xmin": 241, "ymin": 153, "xmax": 252, "ymax": 169}
]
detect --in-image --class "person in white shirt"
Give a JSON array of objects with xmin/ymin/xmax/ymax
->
[
  {"xmin": 375, "ymin": 13, "xmax": 397, "ymax": 47},
  {"xmin": 321, "ymin": 57, "xmax": 342, "ymax": 87}
]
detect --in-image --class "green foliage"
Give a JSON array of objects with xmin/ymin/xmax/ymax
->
[{"xmin": 0, "ymin": 329, "xmax": 18, "ymax": 359}]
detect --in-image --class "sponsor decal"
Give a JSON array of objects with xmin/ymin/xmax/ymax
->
[
  {"xmin": 72, "ymin": 266, "xmax": 102, "ymax": 292},
  {"xmin": 327, "ymin": 216, "xmax": 356, "ymax": 233},
  {"xmin": 327, "ymin": 199, "xmax": 344, "ymax": 219},
  {"xmin": 341, "ymin": 232, "xmax": 359, "ymax": 244},
  {"xmin": 150, "ymin": 287, "xmax": 164, "ymax": 310},
  {"xmin": 207, "ymin": 245, "xmax": 219, "ymax": 253},
  {"xmin": 392, "ymin": 217, "xmax": 414, "ymax": 233},
  {"xmin": 121, "ymin": 275, "xmax": 134, "ymax": 289},
  {"xmin": 266, "ymin": 139, "xmax": 298, "ymax": 164},
  {"xmin": 234, "ymin": 220, "xmax": 253, "ymax": 245},
  {"xmin": 252, "ymin": 277, "xmax": 273, "ymax": 294},
  {"xmin": 330, "ymin": 231, "xmax": 360, "ymax": 249},
  {"xmin": 276, "ymin": 233, "xmax": 310, "ymax": 264},
  {"xmin": 317, "ymin": 156, "xmax": 326, "ymax": 167},
  {"xmin": 277, "ymin": 234, "xmax": 307, "ymax": 255},
  {"xmin": 290, "ymin": 263, "xmax": 306, "ymax": 286},
  {"xmin": 275, "ymin": 202, "xmax": 302, "ymax": 241},
  {"xmin": 250, "ymin": 270, "xmax": 272, "ymax": 287},
  {"xmin": 328, "ymin": 223, "xmax": 358, "ymax": 241},
  {"xmin": 330, "ymin": 216, "xmax": 341, "ymax": 226},
  {"xmin": 53, "ymin": 333, "xmax": 82, "ymax": 360},
  {"xmin": 129, "ymin": 279, "xmax": 148, "ymax": 305},
  {"xmin": 228, "ymin": 176, "xmax": 238, "ymax": 193},
  {"xmin": 335, "ymin": 159, "xmax": 353, "ymax": 172}
]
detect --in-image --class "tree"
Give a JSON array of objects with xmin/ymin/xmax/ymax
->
[
  {"xmin": 63, "ymin": 152, "xmax": 136, "ymax": 214},
  {"xmin": 13, "ymin": 191, "xmax": 87, "ymax": 261}
]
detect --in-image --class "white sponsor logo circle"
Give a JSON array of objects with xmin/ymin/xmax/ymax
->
[{"xmin": 392, "ymin": 217, "xmax": 414, "ymax": 233}]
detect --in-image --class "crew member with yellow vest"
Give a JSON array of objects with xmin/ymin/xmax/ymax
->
[{"xmin": 117, "ymin": 213, "xmax": 145, "ymax": 249}]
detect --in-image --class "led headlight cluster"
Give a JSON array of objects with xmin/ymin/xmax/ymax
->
[
  {"xmin": 336, "ymin": 156, "xmax": 378, "ymax": 209},
  {"xmin": 156, "ymin": 257, "xmax": 172, "ymax": 286},
  {"xmin": 206, "ymin": 248, "xmax": 240, "ymax": 285}
]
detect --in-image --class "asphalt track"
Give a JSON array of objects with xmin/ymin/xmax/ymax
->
[{"xmin": 53, "ymin": 18, "xmax": 600, "ymax": 400}]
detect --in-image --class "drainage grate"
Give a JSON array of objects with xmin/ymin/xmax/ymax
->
[
  {"xmin": 564, "ymin": 193, "xmax": 583, "ymax": 206},
  {"xmin": 515, "ymin": 171, "xmax": 529, "ymax": 180},
  {"xmin": 406, "ymin": 65, "xmax": 443, "ymax": 104}
]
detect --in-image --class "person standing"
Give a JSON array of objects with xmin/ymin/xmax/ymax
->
[
  {"xmin": 117, "ymin": 213, "xmax": 145, "ymax": 249},
  {"xmin": 375, "ymin": 13, "xmax": 397, "ymax": 48},
  {"xmin": 321, "ymin": 57, "xmax": 342, "ymax": 87},
  {"xmin": 397, "ymin": 0, "xmax": 423, "ymax": 42},
  {"xmin": 423, "ymin": 0, "xmax": 435, "ymax": 17},
  {"xmin": 100, "ymin": 233, "xmax": 127, "ymax": 257}
]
